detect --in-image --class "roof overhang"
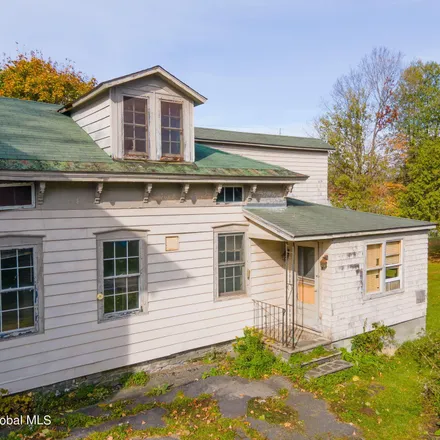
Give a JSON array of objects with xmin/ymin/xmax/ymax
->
[
  {"xmin": 0, "ymin": 170, "xmax": 303, "ymax": 184},
  {"xmin": 59, "ymin": 65, "xmax": 207, "ymax": 113},
  {"xmin": 194, "ymin": 138, "xmax": 333, "ymax": 152},
  {"xmin": 244, "ymin": 209, "xmax": 437, "ymax": 241}
]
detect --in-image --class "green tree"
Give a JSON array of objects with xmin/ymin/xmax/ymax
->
[
  {"xmin": 395, "ymin": 61, "xmax": 440, "ymax": 148},
  {"xmin": 399, "ymin": 139, "xmax": 440, "ymax": 225},
  {"xmin": 0, "ymin": 50, "xmax": 96, "ymax": 105},
  {"xmin": 393, "ymin": 61, "xmax": 440, "ymax": 185},
  {"xmin": 315, "ymin": 47, "xmax": 403, "ymax": 213}
]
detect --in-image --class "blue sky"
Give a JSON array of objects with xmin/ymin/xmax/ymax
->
[{"xmin": 1, "ymin": 0, "xmax": 439, "ymax": 136}]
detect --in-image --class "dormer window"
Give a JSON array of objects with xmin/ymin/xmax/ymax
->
[
  {"xmin": 161, "ymin": 101, "xmax": 183, "ymax": 159},
  {"xmin": 123, "ymin": 97, "xmax": 148, "ymax": 157}
]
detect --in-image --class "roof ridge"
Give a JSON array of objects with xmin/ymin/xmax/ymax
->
[
  {"xmin": 195, "ymin": 126, "xmax": 322, "ymax": 142},
  {"xmin": 0, "ymin": 96, "xmax": 60, "ymax": 108}
]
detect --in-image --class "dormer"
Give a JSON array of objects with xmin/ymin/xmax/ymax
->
[{"xmin": 60, "ymin": 66, "xmax": 206, "ymax": 163}]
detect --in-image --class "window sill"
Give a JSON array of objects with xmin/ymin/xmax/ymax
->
[
  {"xmin": 363, "ymin": 288, "xmax": 404, "ymax": 301},
  {"xmin": 0, "ymin": 327, "xmax": 39, "ymax": 341},
  {"xmin": 99, "ymin": 307, "xmax": 146, "ymax": 323},
  {"xmin": 122, "ymin": 154, "xmax": 149, "ymax": 161},
  {"xmin": 160, "ymin": 156, "xmax": 184, "ymax": 162},
  {"xmin": 215, "ymin": 292, "xmax": 248, "ymax": 302}
]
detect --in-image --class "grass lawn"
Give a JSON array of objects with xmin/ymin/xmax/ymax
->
[
  {"xmin": 427, "ymin": 262, "xmax": 440, "ymax": 331},
  {"xmin": 303, "ymin": 262, "xmax": 440, "ymax": 440}
]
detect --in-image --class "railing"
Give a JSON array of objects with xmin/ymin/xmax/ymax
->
[{"xmin": 253, "ymin": 299, "xmax": 286, "ymax": 346}]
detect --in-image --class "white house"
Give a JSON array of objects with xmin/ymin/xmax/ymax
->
[{"xmin": 0, "ymin": 66, "xmax": 435, "ymax": 394}]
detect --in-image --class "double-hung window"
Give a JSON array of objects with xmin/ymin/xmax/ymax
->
[
  {"xmin": 102, "ymin": 240, "xmax": 140, "ymax": 316},
  {"xmin": 366, "ymin": 240, "xmax": 402, "ymax": 294},
  {"xmin": 0, "ymin": 247, "xmax": 36, "ymax": 334},
  {"xmin": 217, "ymin": 233, "xmax": 245, "ymax": 297},
  {"xmin": 161, "ymin": 101, "xmax": 183, "ymax": 158},
  {"xmin": 123, "ymin": 96, "xmax": 148, "ymax": 157}
]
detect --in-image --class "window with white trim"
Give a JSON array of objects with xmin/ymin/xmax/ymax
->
[
  {"xmin": 123, "ymin": 96, "xmax": 148, "ymax": 157},
  {"xmin": 161, "ymin": 101, "xmax": 183, "ymax": 158},
  {"xmin": 0, "ymin": 183, "xmax": 34, "ymax": 210},
  {"xmin": 217, "ymin": 187, "xmax": 243, "ymax": 203},
  {"xmin": 217, "ymin": 233, "xmax": 245, "ymax": 297},
  {"xmin": 102, "ymin": 240, "xmax": 140, "ymax": 315},
  {"xmin": 366, "ymin": 240, "xmax": 402, "ymax": 294},
  {"xmin": 0, "ymin": 247, "xmax": 36, "ymax": 334},
  {"xmin": 97, "ymin": 230, "xmax": 148, "ymax": 321}
]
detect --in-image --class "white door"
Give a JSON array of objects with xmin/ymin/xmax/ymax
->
[{"xmin": 295, "ymin": 244, "xmax": 320, "ymax": 331}]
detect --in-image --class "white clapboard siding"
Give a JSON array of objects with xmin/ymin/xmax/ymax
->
[
  {"xmin": 250, "ymin": 239, "xmax": 285, "ymax": 303},
  {"xmin": 204, "ymin": 144, "xmax": 329, "ymax": 204},
  {"xmin": 70, "ymin": 93, "xmax": 112, "ymax": 155},
  {"xmin": 0, "ymin": 188, "xmax": 287, "ymax": 394},
  {"xmin": 324, "ymin": 231, "xmax": 429, "ymax": 341}
]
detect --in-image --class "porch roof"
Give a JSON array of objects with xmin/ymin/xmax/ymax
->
[{"xmin": 244, "ymin": 198, "xmax": 436, "ymax": 240}]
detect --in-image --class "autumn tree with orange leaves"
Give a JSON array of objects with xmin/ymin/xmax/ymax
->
[{"xmin": 0, "ymin": 50, "xmax": 96, "ymax": 105}]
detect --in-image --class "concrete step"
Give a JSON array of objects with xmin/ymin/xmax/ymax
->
[
  {"xmin": 304, "ymin": 359, "xmax": 353, "ymax": 380},
  {"xmin": 300, "ymin": 351, "xmax": 342, "ymax": 368}
]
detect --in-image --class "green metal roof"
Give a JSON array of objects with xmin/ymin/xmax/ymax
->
[
  {"xmin": 195, "ymin": 127, "xmax": 334, "ymax": 151},
  {"xmin": 0, "ymin": 97, "xmax": 113, "ymax": 163},
  {"xmin": 0, "ymin": 97, "xmax": 306, "ymax": 180},
  {"xmin": 245, "ymin": 198, "xmax": 435, "ymax": 238}
]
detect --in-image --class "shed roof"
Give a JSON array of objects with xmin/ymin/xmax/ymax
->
[
  {"xmin": 244, "ymin": 198, "xmax": 435, "ymax": 240},
  {"xmin": 0, "ymin": 97, "xmax": 306, "ymax": 181},
  {"xmin": 195, "ymin": 127, "xmax": 334, "ymax": 151}
]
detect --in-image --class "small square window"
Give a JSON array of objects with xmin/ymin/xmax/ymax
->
[
  {"xmin": 0, "ymin": 184, "xmax": 34, "ymax": 210},
  {"xmin": 217, "ymin": 187, "xmax": 243, "ymax": 203}
]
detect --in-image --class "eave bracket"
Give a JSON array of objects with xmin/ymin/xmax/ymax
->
[
  {"xmin": 213, "ymin": 184, "xmax": 223, "ymax": 202},
  {"xmin": 143, "ymin": 183, "xmax": 153, "ymax": 203},
  {"xmin": 247, "ymin": 184, "xmax": 258, "ymax": 202},
  {"xmin": 94, "ymin": 183, "xmax": 104, "ymax": 204},
  {"xmin": 37, "ymin": 182, "xmax": 46, "ymax": 205},
  {"xmin": 180, "ymin": 183, "xmax": 190, "ymax": 203}
]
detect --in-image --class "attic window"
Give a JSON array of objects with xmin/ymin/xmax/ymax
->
[
  {"xmin": 123, "ymin": 97, "xmax": 148, "ymax": 157},
  {"xmin": 161, "ymin": 101, "xmax": 183, "ymax": 158},
  {"xmin": 0, "ymin": 183, "xmax": 34, "ymax": 210}
]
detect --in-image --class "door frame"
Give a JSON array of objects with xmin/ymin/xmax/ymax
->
[{"xmin": 294, "ymin": 241, "xmax": 321, "ymax": 331}]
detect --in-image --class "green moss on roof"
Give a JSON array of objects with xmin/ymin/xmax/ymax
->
[
  {"xmin": 245, "ymin": 198, "xmax": 435, "ymax": 237},
  {"xmin": 195, "ymin": 127, "xmax": 334, "ymax": 151},
  {"xmin": 0, "ymin": 97, "xmax": 112, "ymax": 163},
  {"xmin": 0, "ymin": 98, "xmax": 306, "ymax": 179}
]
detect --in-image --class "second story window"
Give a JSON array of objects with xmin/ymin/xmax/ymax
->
[
  {"xmin": 0, "ymin": 183, "xmax": 34, "ymax": 210},
  {"xmin": 161, "ymin": 101, "xmax": 183, "ymax": 159},
  {"xmin": 123, "ymin": 97, "xmax": 148, "ymax": 157},
  {"xmin": 217, "ymin": 186, "xmax": 243, "ymax": 203}
]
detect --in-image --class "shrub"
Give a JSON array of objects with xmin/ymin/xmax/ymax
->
[
  {"xmin": 0, "ymin": 389, "xmax": 34, "ymax": 418},
  {"xmin": 232, "ymin": 327, "xmax": 277, "ymax": 379},
  {"xmin": 351, "ymin": 322, "xmax": 395, "ymax": 354}
]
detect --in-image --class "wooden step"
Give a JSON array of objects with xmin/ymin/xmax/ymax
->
[{"xmin": 305, "ymin": 359, "xmax": 353, "ymax": 380}]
